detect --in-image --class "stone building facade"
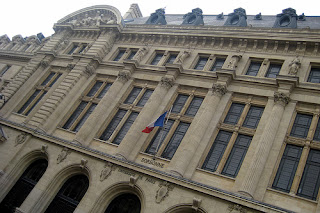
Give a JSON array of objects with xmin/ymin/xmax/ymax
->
[{"xmin": 0, "ymin": 3, "xmax": 320, "ymax": 213}]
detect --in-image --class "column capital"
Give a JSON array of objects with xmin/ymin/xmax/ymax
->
[
  {"xmin": 160, "ymin": 76, "xmax": 175, "ymax": 89},
  {"xmin": 212, "ymin": 83, "xmax": 227, "ymax": 97},
  {"xmin": 274, "ymin": 92, "xmax": 290, "ymax": 106}
]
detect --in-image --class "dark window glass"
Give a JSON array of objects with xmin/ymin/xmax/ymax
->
[
  {"xmin": 41, "ymin": 72, "xmax": 56, "ymax": 86},
  {"xmin": 127, "ymin": 50, "xmax": 137, "ymax": 60},
  {"xmin": 87, "ymin": 81, "xmax": 103, "ymax": 97},
  {"xmin": 45, "ymin": 175, "xmax": 89, "ymax": 213},
  {"xmin": 185, "ymin": 97, "xmax": 203, "ymax": 116},
  {"xmin": 78, "ymin": 45, "xmax": 87, "ymax": 53},
  {"xmin": 97, "ymin": 83, "xmax": 112, "ymax": 99},
  {"xmin": 48, "ymin": 74, "xmax": 62, "ymax": 87},
  {"xmin": 105, "ymin": 193, "xmax": 141, "ymax": 213},
  {"xmin": 272, "ymin": 145, "xmax": 302, "ymax": 192},
  {"xmin": 221, "ymin": 134, "xmax": 252, "ymax": 177},
  {"xmin": 99, "ymin": 110, "xmax": 127, "ymax": 141},
  {"xmin": 72, "ymin": 104, "xmax": 97, "ymax": 132},
  {"xmin": 137, "ymin": 89, "xmax": 153, "ymax": 107},
  {"xmin": 68, "ymin": 45, "xmax": 78, "ymax": 55},
  {"xmin": 113, "ymin": 112, "xmax": 139, "ymax": 145},
  {"xmin": 23, "ymin": 44, "xmax": 31, "ymax": 51},
  {"xmin": 25, "ymin": 91, "xmax": 47, "ymax": 116},
  {"xmin": 146, "ymin": 120, "xmax": 174, "ymax": 154},
  {"xmin": 62, "ymin": 101, "xmax": 88, "ymax": 130},
  {"xmin": 202, "ymin": 131, "xmax": 233, "ymax": 172},
  {"xmin": 124, "ymin": 87, "xmax": 142, "ymax": 104},
  {"xmin": 266, "ymin": 64, "xmax": 282, "ymax": 78},
  {"xmin": 297, "ymin": 149, "xmax": 320, "ymax": 200},
  {"xmin": 18, "ymin": 90, "xmax": 41, "ymax": 114},
  {"xmin": 210, "ymin": 58, "xmax": 225, "ymax": 71},
  {"xmin": 194, "ymin": 57, "xmax": 208, "ymax": 70},
  {"xmin": 243, "ymin": 106, "xmax": 264, "ymax": 129},
  {"xmin": 113, "ymin": 50, "xmax": 125, "ymax": 61},
  {"xmin": 307, "ymin": 68, "xmax": 320, "ymax": 83},
  {"xmin": 161, "ymin": 122, "xmax": 190, "ymax": 160},
  {"xmin": 0, "ymin": 159, "xmax": 47, "ymax": 212},
  {"xmin": 172, "ymin": 94, "xmax": 188, "ymax": 114},
  {"xmin": 224, "ymin": 103, "xmax": 245, "ymax": 125},
  {"xmin": 246, "ymin": 62, "xmax": 261, "ymax": 76},
  {"xmin": 1, "ymin": 65, "xmax": 11, "ymax": 75},
  {"xmin": 166, "ymin": 54, "xmax": 177, "ymax": 64},
  {"xmin": 151, "ymin": 53, "xmax": 163, "ymax": 65},
  {"xmin": 290, "ymin": 113, "xmax": 313, "ymax": 138},
  {"xmin": 313, "ymin": 119, "xmax": 320, "ymax": 141}
]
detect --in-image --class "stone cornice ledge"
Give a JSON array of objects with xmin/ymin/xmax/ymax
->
[{"xmin": 0, "ymin": 117, "xmax": 293, "ymax": 213}]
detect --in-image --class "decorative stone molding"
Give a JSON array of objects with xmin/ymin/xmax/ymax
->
[
  {"xmin": 80, "ymin": 159, "xmax": 88, "ymax": 169},
  {"xmin": 160, "ymin": 76, "xmax": 175, "ymax": 89},
  {"xmin": 84, "ymin": 64, "xmax": 95, "ymax": 77},
  {"xmin": 67, "ymin": 63, "xmax": 76, "ymax": 71},
  {"xmin": 54, "ymin": 39, "xmax": 69, "ymax": 51},
  {"xmin": 40, "ymin": 59, "xmax": 49, "ymax": 68},
  {"xmin": 176, "ymin": 50, "xmax": 191, "ymax": 64},
  {"xmin": 15, "ymin": 133, "xmax": 27, "ymax": 146},
  {"xmin": 129, "ymin": 175, "xmax": 138, "ymax": 187},
  {"xmin": 212, "ymin": 83, "xmax": 227, "ymax": 96},
  {"xmin": 57, "ymin": 148, "xmax": 71, "ymax": 164},
  {"xmin": 133, "ymin": 47, "xmax": 149, "ymax": 62},
  {"xmin": 226, "ymin": 55, "xmax": 242, "ymax": 70},
  {"xmin": 182, "ymin": 8, "xmax": 204, "ymax": 26},
  {"xmin": 41, "ymin": 145, "xmax": 48, "ymax": 153},
  {"xmin": 146, "ymin": 8, "xmax": 167, "ymax": 25},
  {"xmin": 288, "ymin": 56, "xmax": 301, "ymax": 75},
  {"xmin": 274, "ymin": 92, "xmax": 290, "ymax": 106},
  {"xmin": 155, "ymin": 181, "xmax": 174, "ymax": 203},
  {"xmin": 192, "ymin": 198, "xmax": 202, "ymax": 211},
  {"xmin": 100, "ymin": 162, "xmax": 115, "ymax": 181},
  {"xmin": 228, "ymin": 204, "xmax": 247, "ymax": 213},
  {"xmin": 117, "ymin": 70, "xmax": 131, "ymax": 82}
]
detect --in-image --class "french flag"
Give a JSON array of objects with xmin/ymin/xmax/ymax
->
[{"xmin": 142, "ymin": 111, "xmax": 168, "ymax": 133}]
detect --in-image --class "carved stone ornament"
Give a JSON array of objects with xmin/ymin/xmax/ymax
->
[
  {"xmin": 146, "ymin": 8, "xmax": 167, "ymax": 25},
  {"xmin": 100, "ymin": 162, "xmax": 115, "ymax": 181},
  {"xmin": 54, "ymin": 39, "xmax": 69, "ymax": 51},
  {"xmin": 67, "ymin": 63, "xmax": 76, "ymax": 71},
  {"xmin": 160, "ymin": 76, "xmax": 174, "ymax": 89},
  {"xmin": 176, "ymin": 50, "xmax": 191, "ymax": 64},
  {"xmin": 228, "ymin": 204, "xmax": 247, "ymax": 213},
  {"xmin": 40, "ymin": 60, "xmax": 49, "ymax": 68},
  {"xmin": 41, "ymin": 145, "xmax": 48, "ymax": 153},
  {"xmin": 288, "ymin": 56, "xmax": 301, "ymax": 75},
  {"xmin": 84, "ymin": 64, "xmax": 95, "ymax": 76},
  {"xmin": 274, "ymin": 92, "xmax": 290, "ymax": 106},
  {"xmin": 217, "ymin": 13, "xmax": 224, "ymax": 20},
  {"xmin": 134, "ymin": 47, "xmax": 149, "ymax": 62},
  {"xmin": 80, "ymin": 159, "xmax": 88, "ymax": 169},
  {"xmin": 212, "ymin": 83, "xmax": 227, "ymax": 96},
  {"xmin": 227, "ymin": 55, "xmax": 242, "ymax": 70},
  {"xmin": 254, "ymin": 12, "xmax": 262, "ymax": 20},
  {"xmin": 273, "ymin": 8, "xmax": 298, "ymax": 29},
  {"xmin": 155, "ymin": 181, "xmax": 174, "ymax": 203},
  {"xmin": 192, "ymin": 198, "xmax": 202, "ymax": 211},
  {"xmin": 15, "ymin": 133, "xmax": 27, "ymax": 146},
  {"xmin": 224, "ymin": 8, "xmax": 247, "ymax": 27},
  {"xmin": 182, "ymin": 8, "xmax": 204, "ymax": 26},
  {"xmin": 57, "ymin": 148, "xmax": 71, "ymax": 164},
  {"xmin": 129, "ymin": 175, "xmax": 138, "ymax": 187},
  {"xmin": 117, "ymin": 70, "xmax": 131, "ymax": 82},
  {"xmin": 62, "ymin": 10, "xmax": 117, "ymax": 27}
]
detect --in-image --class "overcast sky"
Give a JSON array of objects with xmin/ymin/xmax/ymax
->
[{"xmin": 1, "ymin": 0, "xmax": 318, "ymax": 39}]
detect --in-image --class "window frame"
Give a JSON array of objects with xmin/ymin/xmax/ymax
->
[
  {"xmin": 245, "ymin": 60, "xmax": 263, "ymax": 76},
  {"xmin": 66, "ymin": 43, "xmax": 88, "ymax": 55},
  {"xmin": 307, "ymin": 65, "xmax": 320, "ymax": 83}
]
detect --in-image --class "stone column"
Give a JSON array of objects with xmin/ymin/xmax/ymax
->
[
  {"xmin": 167, "ymin": 83, "xmax": 227, "ymax": 177},
  {"xmin": 115, "ymin": 76, "xmax": 175, "ymax": 160},
  {"xmin": 238, "ymin": 92, "xmax": 290, "ymax": 198}
]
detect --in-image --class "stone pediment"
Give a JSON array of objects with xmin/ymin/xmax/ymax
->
[{"xmin": 56, "ymin": 5, "xmax": 123, "ymax": 28}]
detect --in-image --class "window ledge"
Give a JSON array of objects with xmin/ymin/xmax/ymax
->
[
  {"xmin": 196, "ymin": 168, "xmax": 236, "ymax": 181},
  {"xmin": 93, "ymin": 138, "xmax": 119, "ymax": 147},
  {"xmin": 266, "ymin": 187, "xmax": 318, "ymax": 204}
]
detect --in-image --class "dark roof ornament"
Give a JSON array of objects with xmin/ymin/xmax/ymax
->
[
  {"xmin": 216, "ymin": 13, "xmax": 224, "ymax": 20},
  {"xmin": 254, "ymin": 13, "xmax": 262, "ymax": 20},
  {"xmin": 298, "ymin": 13, "xmax": 306, "ymax": 21},
  {"xmin": 146, "ymin": 8, "xmax": 167, "ymax": 25},
  {"xmin": 273, "ymin": 8, "xmax": 298, "ymax": 28},
  {"xmin": 182, "ymin": 8, "xmax": 204, "ymax": 26},
  {"xmin": 224, "ymin": 8, "xmax": 247, "ymax": 27}
]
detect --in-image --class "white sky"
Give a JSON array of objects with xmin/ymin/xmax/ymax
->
[{"xmin": 1, "ymin": 0, "xmax": 319, "ymax": 39}]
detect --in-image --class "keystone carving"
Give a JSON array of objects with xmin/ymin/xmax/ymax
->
[
  {"xmin": 274, "ymin": 92, "xmax": 290, "ymax": 106},
  {"xmin": 117, "ymin": 70, "xmax": 131, "ymax": 82},
  {"xmin": 228, "ymin": 204, "xmax": 247, "ymax": 213},
  {"xmin": 100, "ymin": 162, "xmax": 115, "ymax": 181},
  {"xmin": 15, "ymin": 132, "xmax": 27, "ymax": 146},
  {"xmin": 176, "ymin": 50, "xmax": 191, "ymax": 64},
  {"xmin": 160, "ymin": 76, "xmax": 174, "ymax": 89},
  {"xmin": 41, "ymin": 145, "xmax": 48, "ymax": 153},
  {"xmin": 80, "ymin": 159, "xmax": 88, "ymax": 169},
  {"xmin": 57, "ymin": 148, "xmax": 71, "ymax": 164},
  {"xmin": 192, "ymin": 198, "xmax": 202, "ymax": 211},
  {"xmin": 129, "ymin": 175, "xmax": 138, "ymax": 187},
  {"xmin": 212, "ymin": 83, "xmax": 227, "ymax": 96},
  {"xmin": 288, "ymin": 56, "xmax": 301, "ymax": 75},
  {"xmin": 155, "ymin": 181, "xmax": 174, "ymax": 203}
]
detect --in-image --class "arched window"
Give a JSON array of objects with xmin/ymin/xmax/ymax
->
[
  {"xmin": 105, "ymin": 193, "xmax": 141, "ymax": 213},
  {"xmin": 45, "ymin": 174, "xmax": 89, "ymax": 213},
  {"xmin": 0, "ymin": 158, "xmax": 48, "ymax": 212}
]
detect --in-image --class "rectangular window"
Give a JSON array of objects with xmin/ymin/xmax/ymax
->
[
  {"xmin": 0, "ymin": 65, "xmax": 11, "ymax": 76},
  {"xmin": 272, "ymin": 145, "xmax": 302, "ymax": 192},
  {"xmin": 18, "ymin": 72, "xmax": 61, "ymax": 116},
  {"xmin": 68, "ymin": 45, "xmax": 78, "ymax": 55},
  {"xmin": 99, "ymin": 109, "xmax": 127, "ymax": 141},
  {"xmin": 166, "ymin": 54, "xmax": 177, "ymax": 64},
  {"xmin": 224, "ymin": 103, "xmax": 245, "ymax": 125},
  {"xmin": 242, "ymin": 106, "xmax": 264, "ymax": 129},
  {"xmin": 246, "ymin": 62, "xmax": 261, "ymax": 76},
  {"xmin": 290, "ymin": 113, "xmax": 313, "ymax": 138},
  {"xmin": 62, "ymin": 81, "xmax": 112, "ymax": 132},
  {"xmin": 210, "ymin": 58, "xmax": 225, "ymax": 71},
  {"xmin": 313, "ymin": 119, "xmax": 320, "ymax": 141},
  {"xmin": 78, "ymin": 44, "xmax": 87, "ymax": 54},
  {"xmin": 151, "ymin": 53, "xmax": 164, "ymax": 65},
  {"xmin": 113, "ymin": 50, "xmax": 126, "ymax": 61},
  {"xmin": 185, "ymin": 97, "xmax": 204, "ymax": 116},
  {"xmin": 194, "ymin": 57, "xmax": 209, "ymax": 70},
  {"xmin": 307, "ymin": 67, "xmax": 320, "ymax": 83},
  {"xmin": 265, "ymin": 64, "xmax": 282, "ymax": 78},
  {"xmin": 171, "ymin": 94, "xmax": 189, "ymax": 114},
  {"xmin": 113, "ymin": 112, "xmax": 139, "ymax": 145},
  {"xmin": 127, "ymin": 50, "xmax": 137, "ymax": 60}
]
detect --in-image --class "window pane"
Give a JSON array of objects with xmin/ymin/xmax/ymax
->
[
  {"xmin": 78, "ymin": 45, "xmax": 87, "ymax": 53},
  {"xmin": 161, "ymin": 122, "xmax": 190, "ymax": 160},
  {"xmin": 151, "ymin": 53, "xmax": 163, "ymax": 65},
  {"xmin": 113, "ymin": 50, "xmax": 125, "ymax": 61},
  {"xmin": 63, "ymin": 101, "xmax": 88, "ymax": 130},
  {"xmin": 272, "ymin": 145, "xmax": 302, "ymax": 192},
  {"xmin": 266, "ymin": 64, "xmax": 281, "ymax": 78},
  {"xmin": 137, "ymin": 89, "xmax": 153, "ymax": 107},
  {"xmin": 210, "ymin": 58, "xmax": 225, "ymax": 71},
  {"xmin": 113, "ymin": 112, "xmax": 139, "ymax": 145},
  {"xmin": 166, "ymin": 54, "xmax": 177, "ymax": 64},
  {"xmin": 202, "ymin": 131, "xmax": 233, "ymax": 172},
  {"xmin": 246, "ymin": 62, "xmax": 261, "ymax": 76},
  {"xmin": 313, "ymin": 119, "xmax": 320, "ymax": 141},
  {"xmin": 146, "ymin": 120, "xmax": 174, "ymax": 154},
  {"xmin": 25, "ymin": 91, "xmax": 47, "ymax": 116},
  {"xmin": 307, "ymin": 68, "xmax": 320, "ymax": 83},
  {"xmin": 97, "ymin": 83, "xmax": 112, "ymax": 99},
  {"xmin": 99, "ymin": 110, "xmax": 127, "ymax": 141},
  {"xmin": 185, "ymin": 97, "xmax": 203, "ymax": 116},
  {"xmin": 243, "ymin": 106, "xmax": 264, "ymax": 129},
  {"xmin": 0, "ymin": 65, "xmax": 11, "ymax": 75},
  {"xmin": 194, "ymin": 57, "xmax": 208, "ymax": 70},
  {"xmin": 87, "ymin": 81, "xmax": 103, "ymax": 97},
  {"xmin": 18, "ymin": 90, "xmax": 41, "ymax": 114},
  {"xmin": 124, "ymin": 87, "xmax": 142, "ymax": 104},
  {"xmin": 172, "ymin": 94, "xmax": 188, "ymax": 114},
  {"xmin": 290, "ymin": 113, "xmax": 313, "ymax": 138},
  {"xmin": 297, "ymin": 149, "xmax": 320, "ymax": 200},
  {"xmin": 221, "ymin": 134, "xmax": 252, "ymax": 177},
  {"xmin": 68, "ymin": 45, "xmax": 78, "ymax": 55},
  {"xmin": 127, "ymin": 50, "xmax": 137, "ymax": 60},
  {"xmin": 48, "ymin": 74, "xmax": 62, "ymax": 87},
  {"xmin": 41, "ymin": 72, "xmax": 55, "ymax": 86},
  {"xmin": 224, "ymin": 103, "xmax": 245, "ymax": 125},
  {"xmin": 72, "ymin": 103, "xmax": 97, "ymax": 132}
]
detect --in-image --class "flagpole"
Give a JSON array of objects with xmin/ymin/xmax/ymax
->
[{"xmin": 153, "ymin": 106, "xmax": 173, "ymax": 160}]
